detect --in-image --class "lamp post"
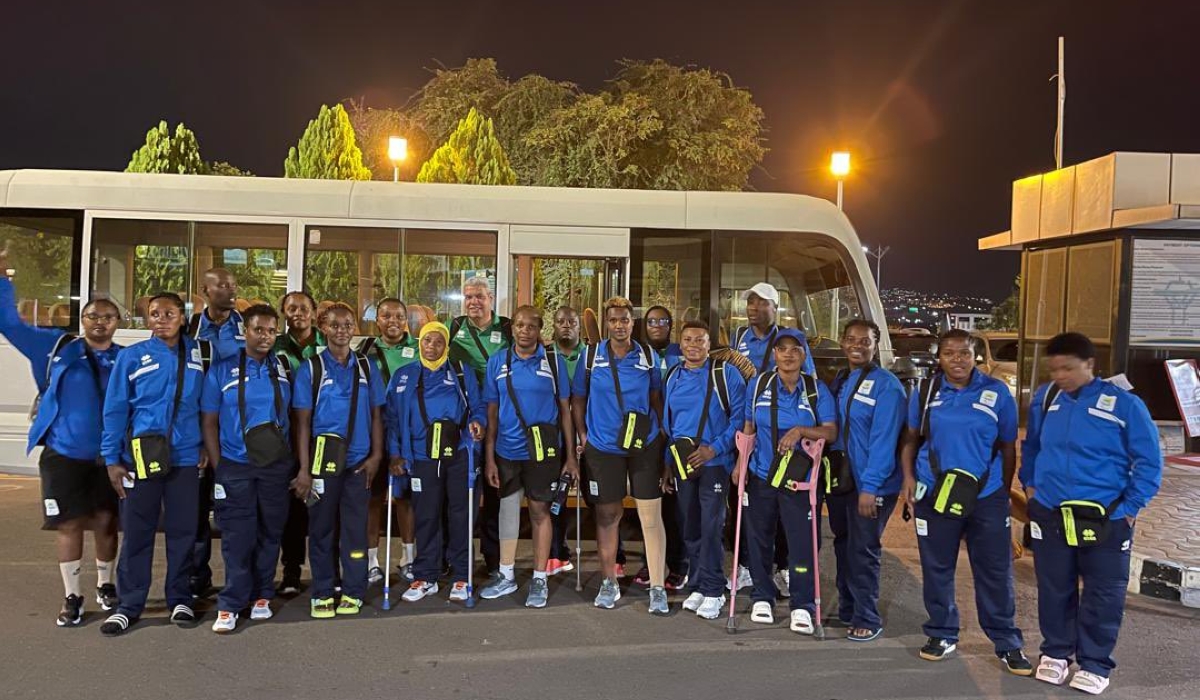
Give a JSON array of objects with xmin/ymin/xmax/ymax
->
[
  {"xmin": 830, "ymin": 151, "xmax": 851, "ymax": 210},
  {"xmin": 388, "ymin": 136, "xmax": 408, "ymax": 182},
  {"xmin": 863, "ymin": 244, "xmax": 891, "ymax": 291}
]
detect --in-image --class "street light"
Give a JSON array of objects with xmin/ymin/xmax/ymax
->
[
  {"xmin": 388, "ymin": 136, "xmax": 408, "ymax": 182},
  {"xmin": 863, "ymin": 244, "xmax": 891, "ymax": 291},
  {"xmin": 830, "ymin": 151, "xmax": 851, "ymax": 210}
]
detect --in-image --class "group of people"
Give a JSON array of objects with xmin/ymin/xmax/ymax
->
[{"xmin": 3, "ymin": 252, "xmax": 1161, "ymax": 696}]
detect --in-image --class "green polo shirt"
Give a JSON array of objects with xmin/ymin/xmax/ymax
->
[
  {"xmin": 360, "ymin": 333, "xmax": 420, "ymax": 383},
  {"xmin": 449, "ymin": 314, "xmax": 511, "ymax": 380},
  {"xmin": 274, "ymin": 329, "xmax": 326, "ymax": 371},
  {"xmin": 548, "ymin": 340, "xmax": 584, "ymax": 382}
]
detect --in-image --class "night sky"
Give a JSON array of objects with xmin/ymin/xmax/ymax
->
[{"xmin": 4, "ymin": 0, "xmax": 1199, "ymax": 301}]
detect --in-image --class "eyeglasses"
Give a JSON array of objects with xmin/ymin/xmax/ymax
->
[
  {"xmin": 84, "ymin": 313, "xmax": 119, "ymax": 322},
  {"xmin": 645, "ymin": 318, "xmax": 671, "ymax": 328},
  {"xmin": 774, "ymin": 345, "xmax": 804, "ymax": 355}
]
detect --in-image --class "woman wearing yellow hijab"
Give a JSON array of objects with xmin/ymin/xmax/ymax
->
[{"xmin": 385, "ymin": 321, "xmax": 486, "ymax": 603}]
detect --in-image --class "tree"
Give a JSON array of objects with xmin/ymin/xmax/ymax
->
[
  {"xmin": 416, "ymin": 107, "xmax": 517, "ymax": 185},
  {"xmin": 207, "ymin": 161, "xmax": 254, "ymax": 177},
  {"xmin": 492, "ymin": 74, "xmax": 578, "ymax": 185},
  {"xmin": 414, "ymin": 59, "xmax": 511, "ymax": 148},
  {"xmin": 125, "ymin": 121, "xmax": 207, "ymax": 174},
  {"xmin": 980, "ymin": 276, "xmax": 1021, "ymax": 331},
  {"xmin": 284, "ymin": 104, "xmax": 372, "ymax": 180},
  {"xmin": 345, "ymin": 99, "xmax": 433, "ymax": 182}
]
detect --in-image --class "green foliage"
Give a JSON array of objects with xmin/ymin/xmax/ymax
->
[
  {"xmin": 523, "ymin": 92, "xmax": 661, "ymax": 188},
  {"xmin": 416, "ymin": 108, "xmax": 517, "ymax": 185},
  {"xmin": 492, "ymin": 75, "xmax": 578, "ymax": 185},
  {"xmin": 0, "ymin": 226, "xmax": 74, "ymax": 315},
  {"xmin": 208, "ymin": 161, "xmax": 255, "ymax": 177},
  {"xmin": 125, "ymin": 121, "xmax": 207, "ymax": 174},
  {"xmin": 980, "ymin": 275, "xmax": 1021, "ymax": 331},
  {"xmin": 345, "ymin": 99, "xmax": 433, "ymax": 182},
  {"xmin": 131, "ymin": 245, "xmax": 189, "ymax": 301},
  {"xmin": 284, "ymin": 104, "xmax": 373, "ymax": 180},
  {"xmin": 414, "ymin": 59, "xmax": 511, "ymax": 147}
]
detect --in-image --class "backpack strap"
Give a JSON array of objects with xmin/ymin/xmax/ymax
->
[
  {"xmin": 196, "ymin": 339, "xmax": 213, "ymax": 373},
  {"xmin": 734, "ymin": 326, "xmax": 748, "ymax": 348},
  {"xmin": 187, "ymin": 312, "xmax": 203, "ymax": 338},
  {"xmin": 309, "ymin": 355, "xmax": 325, "ymax": 408},
  {"xmin": 917, "ymin": 374, "xmax": 943, "ymax": 441},
  {"xmin": 712, "ymin": 360, "xmax": 730, "ymax": 416},
  {"xmin": 752, "ymin": 370, "xmax": 776, "ymax": 405},
  {"xmin": 801, "ymin": 373, "xmax": 819, "ymax": 414},
  {"xmin": 544, "ymin": 344, "xmax": 561, "ymax": 398},
  {"xmin": 42, "ymin": 333, "xmax": 77, "ymax": 391},
  {"xmin": 1042, "ymin": 384, "xmax": 1061, "ymax": 421},
  {"xmin": 584, "ymin": 343, "xmax": 600, "ymax": 392}
]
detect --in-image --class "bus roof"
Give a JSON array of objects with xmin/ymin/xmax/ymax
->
[{"xmin": 0, "ymin": 168, "xmax": 859, "ymax": 241}]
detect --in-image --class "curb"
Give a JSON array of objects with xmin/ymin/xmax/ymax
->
[{"xmin": 1129, "ymin": 552, "xmax": 1200, "ymax": 608}]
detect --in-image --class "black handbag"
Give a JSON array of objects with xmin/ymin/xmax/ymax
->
[
  {"xmin": 609, "ymin": 346, "xmax": 652, "ymax": 452},
  {"xmin": 1059, "ymin": 499, "xmax": 1120, "ymax": 547},
  {"xmin": 417, "ymin": 367, "xmax": 465, "ymax": 461},
  {"xmin": 309, "ymin": 355, "xmax": 361, "ymax": 476},
  {"xmin": 505, "ymin": 350, "xmax": 563, "ymax": 466},
  {"xmin": 239, "ymin": 351, "xmax": 291, "ymax": 467},
  {"xmin": 766, "ymin": 373, "xmax": 815, "ymax": 492},
  {"xmin": 131, "ymin": 340, "xmax": 187, "ymax": 480},
  {"xmin": 666, "ymin": 363, "xmax": 717, "ymax": 482}
]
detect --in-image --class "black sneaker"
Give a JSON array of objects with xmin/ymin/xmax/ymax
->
[
  {"xmin": 190, "ymin": 577, "xmax": 213, "ymax": 599},
  {"xmin": 664, "ymin": 572, "xmax": 688, "ymax": 591},
  {"xmin": 96, "ymin": 584, "xmax": 118, "ymax": 611},
  {"xmin": 56, "ymin": 595, "xmax": 84, "ymax": 627},
  {"xmin": 279, "ymin": 574, "xmax": 302, "ymax": 596},
  {"xmin": 170, "ymin": 604, "xmax": 197, "ymax": 626},
  {"xmin": 1001, "ymin": 649, "xmax": 1034, "ymax": 676},
  {"xmin": 100, "ymin": 613, "xmax": 133, "ymax": 637},
  {"xmin": 919, "ymin": 637, "xmax": 957, "ymax": 661},
  {"xmin": 633, "ymin": 566, "xmax": 651, "ymax": 587}
]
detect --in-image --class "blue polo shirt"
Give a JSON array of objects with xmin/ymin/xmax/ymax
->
[
  {"xmin": 663, "ymin": 359, "xmax": 747, "ymax": 470},
  {"xmin": 907, "ymin": 369, "xmax": 1018, "ymax": 499},
  {"xmin": 572, "ymin": 340, "xmax": 663, "ymax": 455},
  {"xmin": 292, "ymin": 350, "xmax": 386, "ymax": 467},
  {"xmin": 482, "ymin": 346, "xmax": 571, "ymax": 461},
  {"xmin": 102, "ymin": 336, "xmax": 207, "ymax": 468},
  {"xmin": 201, "ymin": 351, "xmax": 293, "ymax": 465},
  {"xmin": 832, "ymin": 365, "xmax": 906, "ymax": 496},
  {"xmin": 1021, "ymin": 378, "xmax": 1162, "ymax": 519},
  {"xmin": 192, "ymin": 309, "xmax": 245, "ymax": 363},
  {"xmin": 735, "ymin": 325, "xmax": 817, "ymax": 376},
  {"xmin": 653, "ymin": 343, "xmax": 683, "ymax": 379},
  {"xmin": 386, "ymin": 361, "xmax": 486, "ymax": 464},
  {"xmin": 745, "ymin": 372, "xmax": 836, "ymax": 480}
]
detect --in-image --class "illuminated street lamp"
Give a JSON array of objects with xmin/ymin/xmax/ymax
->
[
  {"xmin": 388, "ymin": 136, "xmax": 408, "ymax": 182},
  {"xmin": 830, "ymin": 151, "xmax": 851, "ymax": 210}
]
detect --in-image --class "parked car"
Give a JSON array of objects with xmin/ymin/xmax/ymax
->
[
  {"xmin": 973, "ymin": 331, "xmax": 1019, "ymax": 397},
  {"xmin": 888, "ymin": 329, "xmax": 938, "ymax": 391}
]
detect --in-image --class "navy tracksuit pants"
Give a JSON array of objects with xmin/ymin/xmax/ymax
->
[
  {"xmin": 745, "ymin": 473, "xmax": 816, "ymax": 613},
  {"xmin": 192, "ymin": 467, "xmax": 215, "ymax": 586},
  {"xmin": 116, "ymin": 466, "xmax": 200, "ymax": 618},
  {"xmin": 677, "ymin": 465, "xmax": 728, "ymax": 597},
  {"xmin": 411, "ymin": 454, "xmax": 476, "ymax": 583},
  {"xmin": 827, "ymin": 489, "xmax": 897, "ymax": 630},
  {"xmin": 915, "ymin": 488, "xmax": 1023, "ymax": 653},
  {"xmin": 1029, "ymin": 499, "xmax": 1134, "ymax": 677},
  {"xmin": 308, "ymin": 464, "xmax": 369, "ymax": 600},
  {"xmin": 213, "ymin": 458, "xmax": 292, "ymax": 612},
  {"xmin": 280, "ymin": 462, "xmax": 308, "ymax": 578}
]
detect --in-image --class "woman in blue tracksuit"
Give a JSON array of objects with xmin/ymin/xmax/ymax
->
[
  {"xmin": 663, "ymin": 320, "xmax": 746, "ymax": 620},
  {"xmin": 388, "ymin": 320, "xmax": 485, "ymax": 604},
  {"xmin": 828, "ymin": 320, "xmax": 905, "ymax": 642},
  {"xmin": 291, "ymin": 303, "xmax": 386, "ymax": 620},
  {"xmin": 741, "ymin": 328, "xmax": 837, "ymax": 634},
  {"xmin": 201, "ymin": 304, "xmax": 294, "ymax": 633},
  {"xmin": 0, "ymin": 264, "xmax": 122, "ymax": 627},
  {"xmin": 899, "ymin": 328, "xmax": 1031, "ymax": 674},
  {"xmin": 99, "ymin": 292, "xmax": 208, "ymax": 637},
  {"xmin": 1021, "ymin": 332, "xmax": 1162, "ymax": 696}
]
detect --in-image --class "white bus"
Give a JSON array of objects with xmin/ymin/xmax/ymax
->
[{"xmin": 0, "ymin": 169, "xmax": 889, "ymax": 472}]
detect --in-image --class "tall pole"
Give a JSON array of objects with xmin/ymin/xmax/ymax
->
[
  {"xmin": 836, "ymin": 179, "xmax": 844, "ymax": 211},
  {"xmin": 864, "ymin": 245, "xmax": 890, "ymax": 291},
  {"xmin": 1055, "ymin": 36, "xmax": 1066, "ymax": 169},
  {"xmin": 393, "ymin": 165, "xmax": 400, "ymax": 183}
]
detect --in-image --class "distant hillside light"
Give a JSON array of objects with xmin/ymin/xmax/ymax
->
[{"xmin": 388, "ymin": 136, "xmax": 408, "ymax": 182}]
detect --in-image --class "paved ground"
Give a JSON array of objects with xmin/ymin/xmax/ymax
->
[{"xmin": 2, "ymin": 473, "xmax": 1199, "ymax": 700}]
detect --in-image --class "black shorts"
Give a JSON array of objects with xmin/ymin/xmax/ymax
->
[
  {"xmin": 582, "ymin": 436, "xmax": 665, "ymax": 505},
  {"xmin": 370, "ymin": 460, "xmax": 389, "ymax": 496},
  {"xmin": 496, "ymin": 456, "xmax": 559, "ymax": 502},
  {"xmin": 38, "ymin": 448, "xmax": 118, "ymax": 530}
]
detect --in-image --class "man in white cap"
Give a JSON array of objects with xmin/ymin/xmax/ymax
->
[{"xmin": 734, "ymin": 283, "xmax": 815, "ymax": 376}]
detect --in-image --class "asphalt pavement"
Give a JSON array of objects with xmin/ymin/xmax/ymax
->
[{"xmin": 1, "ymin": 473, "xmax": 1197, "ymax": 700}]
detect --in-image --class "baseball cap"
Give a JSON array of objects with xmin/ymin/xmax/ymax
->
[
  {"xmin": 740, "ymin": 282, "xmax": 780, "ymax": 305},
  {"xmin": 771, "ymin": 327, "xmax": 808, "ymax": 349}
]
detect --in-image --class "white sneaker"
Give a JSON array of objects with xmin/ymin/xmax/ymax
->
[
  {"xmin": 250, "ymin": 599, "xmax": 273, "ymax": 620},
  {"xmin": 728, "ymin": 565, "xmax": 753, "ymax": 591},
  {"xmin": 1035, "ymin": 656, "xmax": 1070, "ymax": 686},
  {"xmin": 773, "ymin": 569, "xmax": 791, "ymax": 598},
  {"xmin": 682, "ymin": 592, "xmax": 704, "ymax": 612},
  {"xmin": 790, "ymin": 609, "xmax": 814, "ymax": 635},
  {"xmin": 696, "ymin": 595, "xmax": 726, "ymax": 620},
  {"xmin": 402, "ymin": 580, "xmax": 438, "ymax": 602},
  {"xmin": 448, "ymin": 582, "xmax": 469, "ymax": 602},
  {"xmin": 211, "ymin": 611, "xmax": 237, "ymax": 634},
  {"xmin": 751, "ymin": 601, "xmax": 774, "ymax": 624},
  {"xmin": 1069, "ymin": 670, "xmax": 1110, "ymax": 695}
]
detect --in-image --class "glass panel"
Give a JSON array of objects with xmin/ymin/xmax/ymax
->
[
  {"xmin": 303, "ymin": 226, "xmax": 497, "ymax": 332},
  {"xmin": 192, "ymin": 222, "xmax": 289, "ymax": 315},
  {"xmin": 92, "ymin": 219, "xmax": 191, "ymax": 329},
  {"xmin": 0, "ymin": 215, "xmax": 78, "ymax": 328},
  {"xmin": 717, "ymin": 233, "xmax": 863, "ymax": 378},
  {"xmin": 990, "ymin": 338, "xmax": 1019, "ymax": 362},
  {"xmin": 629, "ymin": 233, "xmax": 707, "ymax": 342},
  {"xmin": 1066, "ymin": 241, "xmax": 1118, "ymax": 342},
  {"xmin": 1023, "ymin": 248, "xmax": 1066, "ymax": 340},
  {"xmin": 513, "ymin": 256, "xmax": 606, "ymax": 339}
]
